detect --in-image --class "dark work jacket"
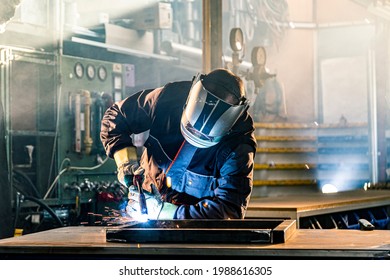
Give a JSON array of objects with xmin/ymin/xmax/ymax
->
[{"xmin": 100, "ymin": 81, "xmax": 257, "ymax": 219}]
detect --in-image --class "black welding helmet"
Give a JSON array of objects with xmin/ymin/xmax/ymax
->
[{"xmin": 181, "ymin": 71, "xmax": 249, "ymax": 148}]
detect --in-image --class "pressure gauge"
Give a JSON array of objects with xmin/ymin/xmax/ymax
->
[
  {"xmin": 97, "ymin": 65, "xmax": 107, "ymax": 81},
  {"xmin": 229, "ymin": 27, "xmax": 244, "ymax": 52},
  {"xmin": 74, "ymin": 62, "xmax": 84, "ymax": 79},
  {"xmin": 86, "ymin": 64, "xmax": 96, "ymax": 80},
  {"xmin": 251, "ymin": 46, "xmax": 267, "ymax": 66}
]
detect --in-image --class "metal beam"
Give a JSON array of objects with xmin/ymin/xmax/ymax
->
[
  {"xmin": 374, "ymin": 21, "xmax": 389, "ymax": 182},
  {"xmin": 202, "ymin": 0, "xmax": 222, "ymax": 73}
]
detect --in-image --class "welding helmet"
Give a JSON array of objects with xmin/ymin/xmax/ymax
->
[{"xmin": 181, "ymin": 70, "xmax": 249, "ymax": 148}]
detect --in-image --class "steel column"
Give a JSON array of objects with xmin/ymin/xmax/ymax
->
[{"xmin": 202, "ymin": 0, "xmax": 222, "ymax": 73}]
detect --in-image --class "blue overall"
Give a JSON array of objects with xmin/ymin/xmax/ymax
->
[{"xmin": 100, "ymin": 81, "xmax": 257, "ymax": 219}]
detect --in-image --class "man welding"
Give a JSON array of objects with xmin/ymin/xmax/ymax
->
[{"xmin": 100, "ymin": 68, "xmax": 256, "ymax": 220}]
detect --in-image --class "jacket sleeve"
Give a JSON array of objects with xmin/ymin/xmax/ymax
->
[
  {"xmin": 174, "ymin": 143, "xmax": 255, "ymax": 219},
  {"xmin": 100, "ymin": 88, "xmax": 161, "ymax": 158}
]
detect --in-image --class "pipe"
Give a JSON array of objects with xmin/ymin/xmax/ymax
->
[
  {"xmin": 368, "ymin": 48, "xmax": 378, "ymax": 184},
  {"xmin": 161, "ymin": 41, "xmax": 202, "ymax": 60},
  {"xmin": 161, "ymin": 40, "xmax": 253, "ymax": 72},
  {"xmin": 74, "ymin": 93, "xmax": 81, "ymax": 153},
  {"xmin": 82, "ymin": 90, "xmax": 93, "ymax": 155}
]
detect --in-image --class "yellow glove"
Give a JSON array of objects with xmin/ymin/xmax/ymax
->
[{"xmin": 113, "ymin": 147, "xmax": 139, "ymax": 187}]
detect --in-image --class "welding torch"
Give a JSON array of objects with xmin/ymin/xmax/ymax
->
[{"xmin": 131, "ymin": 174, "xmax": 148, "ymax": 216}]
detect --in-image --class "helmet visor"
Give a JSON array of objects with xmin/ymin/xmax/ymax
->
[{"xmin": 181, "ymin": 78, "xmax": 248, "ymax": 148}]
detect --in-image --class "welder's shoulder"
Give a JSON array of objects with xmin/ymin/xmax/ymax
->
[
  {"xmin": 138, "ymin": 82, "xmax": 186, "ymax": 105},
  {"xmin": 154, "ymin": 80, "xmax": 192, "ymax": 106},
  {"xmin": 162, "ymin": 80, "xmax": 192, "ymax": 94},
  {"xmin": 137, "ymin": 81, "xmax": 190, "ymax": 101}
]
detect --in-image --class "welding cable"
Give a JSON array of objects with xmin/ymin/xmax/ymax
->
[
  {"xmin": 43, "ymin": 156, "xmax": 109, "ymax": 199},
  {"xmin": 22, "ymin": 196, "xmax": 64, "ymax": 227},
  {"xmin": 13, "ymin": 169, "xmax": 41, "ymax": 198}
]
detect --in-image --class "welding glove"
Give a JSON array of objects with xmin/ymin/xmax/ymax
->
[
  {"xmin": 114, "ymin": 147, "xmax": 140, "ymax": 187},
  {"xmin": 126, "ymin": 183, "xmax": 178, "ymax": 220}
]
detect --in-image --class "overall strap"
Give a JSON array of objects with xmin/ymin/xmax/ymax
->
[{"xmin": 165, "ymin": 141, "xmax": 197, "ymax": 191}]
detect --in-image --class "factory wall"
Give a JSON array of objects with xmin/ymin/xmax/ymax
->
[
  {"xmin": 265, "ymin": 0, "xmax": 315, "ymax": 123},
  {"xmin": 260, "ymin": 0, "xmax": 374, "ymax": 123}
]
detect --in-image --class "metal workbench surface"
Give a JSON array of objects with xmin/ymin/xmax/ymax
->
[
  {"xmin": 246, "ymin": 190, "xmax": 390, "ymax": 224},
  {"xmin": 0, "ymin": 226, "xmax": 389, "ymax": 259}
]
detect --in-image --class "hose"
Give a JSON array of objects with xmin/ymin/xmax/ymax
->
[
  {"xmin": 13, "ymin": 169, "xmax": 41, "ymax": 198},
  {"xmin": 22, "ymin": 196, "xmax": 64, "ymax": 227}
]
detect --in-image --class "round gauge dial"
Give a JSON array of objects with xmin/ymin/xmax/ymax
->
[
  {"xmin": 86, "ymin": 64, "xmax": 96, "ymax": 80},
  {"xmin": 229, "ymin": 28, "xmax": 244, "ymax": 52},
  {"xmin": 97, "ymin": 65, "xmax": 107, "ymax": 81},
  {"xmin": 251, "ymin": 46, "xmax": 267, "ymax": 66},
  {"xmin": 74, "ymin": 62, "xmax": 84, "ymax": 79}
]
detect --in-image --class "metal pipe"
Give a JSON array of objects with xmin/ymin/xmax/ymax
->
[
  {"xmin": 1, "ymin": 47, "xmax": 12, "ymax": 196},
  {"xmin": 313, "ymin": 0, "xmax": 319, "ymax": 122},
  {"xmin": 74, "ymin": 93, "xmax": 81, "ymax": 153},
  {"xmin": 161, "ymin": 41, "xmax": 253, "ymax": 72},
  {"xmin": 82, "ymin": 90, "xmax": 93, "ymax": 155},
  {"xmin": 202, "ymin": 0, "xmax": 211, "ymax": 73},
  {"xmin": 368, "ymin": 48, "xmax": 378, "ymax": 184},
  {"xmin": 161, "ymin": 41, "xmax": 202, "ymax": 59}
]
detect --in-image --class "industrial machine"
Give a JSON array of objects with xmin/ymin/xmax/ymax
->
[
  {"xmin": 1, "ymin": 48, "xmax": 131, "ymax": 233},
  {"xmin": 0, "ymin": 0, "xmax": 196, "ymax": 235}
]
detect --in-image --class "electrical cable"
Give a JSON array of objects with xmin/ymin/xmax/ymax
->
[
  {"xmin": 11, "ymin": 186, "xmax": 64, "ymax": 230},
  {"xmin": 13, "ymin": 169, "xmax": 41, "ymax": 198},
  {"xmin": 44, "ymin": 168, "xmax": 68, "ymax": 200},
  {"xmin": 22, "ymin": 196, "xmax": 64, "ymax": 227}
]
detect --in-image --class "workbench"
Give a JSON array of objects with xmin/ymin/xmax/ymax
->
[
  {"xmin": 0, "ymin": 225, "xmax": 389, "ymax": 259},
  {"xmin": 247, "ymin": 189, "xmax": 390, "ymax": 228},
  {"xmin": 1, "ymin": 190, "xmax": 390, "ymax": 259}
]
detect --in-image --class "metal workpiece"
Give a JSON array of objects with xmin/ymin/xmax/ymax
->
[{"xmin": 106, "ymin": 219, "xmax": 296, "ymax": 244}]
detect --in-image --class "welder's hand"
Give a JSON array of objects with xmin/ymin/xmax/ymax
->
[
  {"xmin": 114, "ymin": 147, "xmax": 140, "ymax": 187},
  {"xmin": 126, "ymin": 183, "xmax": 162, "ymax": 220},
  {"xmin": 126, "ymin": 184, "xmax": 178, "ymax": 220},
  {"xmin": 117, "ymin": 161, "xmax": 143, "ymax": 187}
]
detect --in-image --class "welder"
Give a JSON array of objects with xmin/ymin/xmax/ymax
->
[{"xmin": 100, "ymin": 68, "xmax": 256, "ymax": 220}]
